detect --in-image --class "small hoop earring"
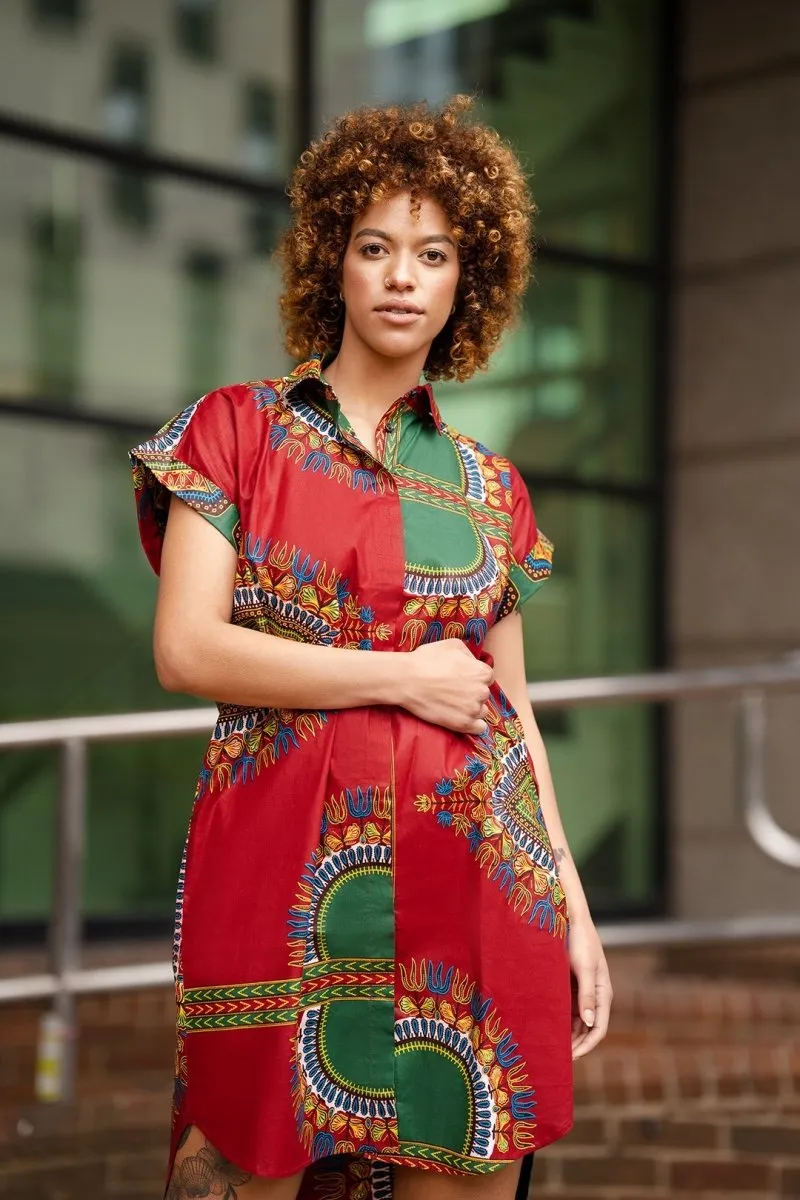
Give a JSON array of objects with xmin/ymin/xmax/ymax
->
[
  {"xmin": 338, "ymin": 291, "xmax": 345, "ymax": 305},
  {"xmin": 450, "ymin": 302, "xmax": 457, "ymax": 316}
]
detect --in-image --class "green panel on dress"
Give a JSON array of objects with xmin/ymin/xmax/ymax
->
[
  {"xmin": 395, "ymin": 1044, "xmax": 472, "ymax": 1153},
  {"xmin": 203, "ymin": 504, "xmax": 239, "ymax": 550},
  {"xmin": 320, "ymin": 1000, "xmax": 395, "ymax": 1095},
  {"xmin": 402, "ymin": 499, "xmax": 482, "ymax": 576},
  {"xmin": 318, "ymin": 868, "xmax": 394, "ymax": 960},
  {"xmin": 398, "ymin": 421, "xmax": 463, "ymax": 486}
]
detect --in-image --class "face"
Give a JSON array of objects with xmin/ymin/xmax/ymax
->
[{"xmin": 339, "ymin": 191, "xmax": 460, "ymax": 364}]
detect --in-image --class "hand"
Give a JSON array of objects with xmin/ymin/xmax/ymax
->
[
  {"xmin": 401, "ymin": 639, "xmax": 494, "ymax": 734},
  {"xmin": 568, "ymin": 917, "xmax": 613, "ymax": 1059}
]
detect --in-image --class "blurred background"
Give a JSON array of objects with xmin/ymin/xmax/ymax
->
[
  {"xmin": 0, "ymin": 0, "xmax": 666, "ymax": 931},
  {"xmin": 1, "ymin": 1, "xmax": 799, "ymax": 1197}
]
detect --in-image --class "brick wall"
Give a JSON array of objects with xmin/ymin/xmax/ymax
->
[{"xmin": 2, "ymin": 944, "xmax": 799, "ymax": 1198}]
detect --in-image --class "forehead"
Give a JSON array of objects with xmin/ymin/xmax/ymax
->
[{"xmin": 351, "ymin": 190, "xmax": 450, "ymax": 233}]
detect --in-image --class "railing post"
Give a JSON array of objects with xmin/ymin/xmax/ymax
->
[
  {"xmin": 40, "ymin": 737, "xmax": 88, "ymax": 1102},
  {"xmin": 738, "ymin": 690, "xmax": 800, "ymax": 870}
]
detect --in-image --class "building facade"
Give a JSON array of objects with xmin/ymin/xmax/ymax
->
[{"xmin": 1, "ymin": 0, "xmax": 727, "ymax": 935}]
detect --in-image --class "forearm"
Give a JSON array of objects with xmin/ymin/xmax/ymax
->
[
  {"xmin": 155, "ymin": 618, "xmax": 403, "ymax": 710},
  {"xmin": 514, "ymin": 701, "xmax": 592, "ymax": 925}
]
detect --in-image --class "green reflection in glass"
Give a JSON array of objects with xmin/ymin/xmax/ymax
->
[
  {"xmin": 438, "ymin": 264, "xmax": 654, "ymax": 486},
  {"xmin": 520, "ymin": 493, "xmax": 656, "ymax": 911},
  {"xmin": 0, "ymin": 418, "xmax": 205, "ymax": 920},
  {"xmin": 319, "ymin": 0, "xmax": 662, "ymax": 258}
]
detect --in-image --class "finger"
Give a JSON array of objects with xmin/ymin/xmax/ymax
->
[
  {"xmin": 592, "ymin": 980, "xmax": 612, "ymax": 1038},
  {"xmin": 573, "ymin": 981, "xmax": 612, "ymax": 1059},
  {"xmin": 573, "ymin": 966, "xmax": 597, "ymax": 1034},
  {"xmin": 571, "ymin": 1023, "xmax": 589, "ymax": 1054},
  {"xmin": 572, "ymin": 1023, "xmax": 606, "ymax": 1059}
]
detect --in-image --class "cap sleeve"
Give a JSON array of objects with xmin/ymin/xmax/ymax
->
[
  {"xmin": 129, "ymin": 387, "xmax": 241, "ymax": 574},
  {"xmin": 499, "ymin": 464, "xmax": 554, "ymax": 616}
]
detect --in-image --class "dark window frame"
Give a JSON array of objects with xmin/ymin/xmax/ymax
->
[{"xmin": 31, "ymin": 0, "xmax": 84, "ymax": 29}]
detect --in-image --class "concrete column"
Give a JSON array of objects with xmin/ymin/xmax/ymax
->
[{"xmin": 670, "ymin": 0, "xmax": 800, "ymax": 917}]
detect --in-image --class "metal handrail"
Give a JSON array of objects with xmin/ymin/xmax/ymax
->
[{"xmin": 2, "ymin": 659, "xmax": 800, "ymax": 1101}]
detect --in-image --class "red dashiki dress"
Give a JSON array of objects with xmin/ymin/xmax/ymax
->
[{"xmin": 129, "ymin": 355, "xmax": 573, "ymax": 1197}]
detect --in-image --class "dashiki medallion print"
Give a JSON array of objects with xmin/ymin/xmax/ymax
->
[{"xmin": 130, "ymin": 356, "xmax": 573, "ymax": 1198}]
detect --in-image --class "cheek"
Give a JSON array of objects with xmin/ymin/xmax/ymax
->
[
  {"xmin": 431, "ymin": 268, "xmax": 460, "ymax": 313},
  {"xmin": 342, "ymin": 258, "xmax": 374, "ymax": 306}
]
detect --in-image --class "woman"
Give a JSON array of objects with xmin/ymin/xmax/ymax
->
[{"xmin": 130, "ymin": 96, "xmax": 612, "ymax": 1200}]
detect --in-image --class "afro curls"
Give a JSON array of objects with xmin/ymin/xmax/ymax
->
[{"xmin": 277, "ymin": 95, "xmax": 534, "ymax": 381}]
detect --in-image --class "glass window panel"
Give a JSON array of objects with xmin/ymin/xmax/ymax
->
[
  {"xmin": 29, "ymin": 210, "xmax": 82, "ymax": 403},
  {"xmin": 0, "ymin": 142, "xmax": 288, "ymax": 420},
  {"xmin": 175, "ymin": 0, "xmax": 219, "ymax": 64},
  {"xmin": 547, "ymin": 701, "xmax": 659, "ymax": 913},
  {"xmin": 317, "ymin": 0, "xmax": 662, "ymax": 258},
  {"xmin": 438, "ymin": 263, "xmax": 654, "ymax": 486},
  {"xmin": 0, "ymin": 416, "xmax": 207, "ymax": 921},
  {"xmin": 517, "ymin": 491, "xmax": 654, "ymax": 680},
  {"xmin": 517, "ymin": 491, "xmax": 658, "ymax": 913},
  {"xmin": 30, "ymin": 0, "xmax": 83, "ymax": 28},
  {"xmin": 1, "ymin": 3, "xmax": 295, "ymax": 176},
  {"xmin": 183, "ymin": 247, "xmax": 227, "ymax": 404}
]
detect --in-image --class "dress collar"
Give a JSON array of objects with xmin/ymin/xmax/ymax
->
[{"xmin": 284, "ymin": 355, "xmax": 445, "ymax": 434}]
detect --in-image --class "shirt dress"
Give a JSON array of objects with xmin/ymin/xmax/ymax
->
[{"xmin": 129, "ymin": 355, "xmax": 573, "ymax": 1199}]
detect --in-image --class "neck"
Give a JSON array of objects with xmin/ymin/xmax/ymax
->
[{"xmin": 324, "ymin": 325, "xmax": 428, "ymax": 416}]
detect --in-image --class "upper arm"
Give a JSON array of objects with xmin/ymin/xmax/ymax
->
[
  {"xmin": 484, "ymin": 610, "xmax": 528, "ymax": 708},
  {"xmin": 153, "ymin": 498, "xmax": 238, "ymax": 686}
]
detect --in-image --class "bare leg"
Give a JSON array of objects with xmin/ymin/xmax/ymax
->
[
  {"xmin": 167, "ymin": 1125, "xmax": 305, "ymax": 1200},
  {"xmin": 393, "ymin": 1160, "xmax": 523, "ymax": 1200}
]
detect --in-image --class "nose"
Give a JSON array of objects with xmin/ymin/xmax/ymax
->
[{"xmin": 384, "ymin": 253, "xmax": 416, "ymax": 292}]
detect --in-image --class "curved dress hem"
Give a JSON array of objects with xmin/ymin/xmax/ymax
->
[{"xmin": 165, "ymin": 1110, "xmax": 575, "ymax": 1193}]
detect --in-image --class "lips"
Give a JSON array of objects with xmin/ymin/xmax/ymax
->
[{"xmin": 375, "ymin": 303, "xmax": 424, "ymax": 315}]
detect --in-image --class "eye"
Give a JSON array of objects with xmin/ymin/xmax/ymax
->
[
  {"xmin": 421, "ymin": 249, "xmax": 447, "ymax": 264},
  {"xmin": 359, "ymin": 242, "xmax": 387, "ymax": 258}
]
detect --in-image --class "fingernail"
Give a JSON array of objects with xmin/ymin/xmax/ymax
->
[{"xmin": 583, "ymin": 1009, "xmax": 595, "ymax": 1027}]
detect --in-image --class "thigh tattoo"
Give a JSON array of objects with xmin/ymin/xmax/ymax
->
[{"xmin": 167, "ymin": 1129, "xmax": 252, "ymax": 1199}]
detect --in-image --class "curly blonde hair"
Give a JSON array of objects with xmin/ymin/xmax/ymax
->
[{"xmin": 277, "ymin": 95, "xmax": 534, "ymax": 382}]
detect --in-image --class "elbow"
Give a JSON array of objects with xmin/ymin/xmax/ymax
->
[{"xmin": 153, "ymin": 629, "xmax": 195, "ymax": 693}]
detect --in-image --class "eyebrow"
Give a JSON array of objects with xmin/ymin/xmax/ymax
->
[{"xmin": 353, "ymin": 228, "xmax": 457, "ymax": 249}]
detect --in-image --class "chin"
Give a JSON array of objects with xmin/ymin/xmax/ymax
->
[
  {"xmin": 363, "ymin": 323, "xmax": 446, "ymax": 359},
  {"xmin": 361, "ymin": 334, "xmax": 430, "ymax": 361}
]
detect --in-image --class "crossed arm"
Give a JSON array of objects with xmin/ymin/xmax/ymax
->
[{"xmin": 156, "ymin": 498, "xmax": 612, "ymax": 1056}]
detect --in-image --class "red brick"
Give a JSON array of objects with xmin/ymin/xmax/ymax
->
[
  {"xmin": 670, "ymin": 1158, "xmax": 774, "ymax": 1192},
  {"xmin": 731, "ymin": 1122, "xmax": 800, "ymax": 1157},
  {"xmin": 712, "ymin": 1046, "xmax": 749, "ymax": 1099},
  {"xmin": 619, "ymin": 1116, "xmax": 722, "ymax": 1150},
  {"xmin": 782, "ymin": 1166, "xmax": 800, "ymax": 1195},
  {"xmin": 0, "ymin": 1159, "xmax": 108, "ymax": 1199},
  {"xmin": 599, "ymin": 1055, "xmax": 631, "ymax": 1104},
  {"xmin": 674, "ymin": 1050, "xmax": 706, "ymax": 1100},
  {"xmin": 560, "ymin": 1117, "xmax": 607, "ymax": 1147},
  {"xmin": 752, "ymin": 1047, "xmax": 782, "ymax": 1098},
  {"xmin": 528, "ymin": 1154, "xmax": 556, "ymax": 1185},
  {"xmin": 562, "ymin": 1155, "xmax": 657, "ymax": 1188},
  {"xmin": 106, "ymin": 1149, "xmax": 166, "ymax": 1188},
  {"xmin": 639, "ymin": 1050, "xmax": 671, "ymax": 1102}
]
